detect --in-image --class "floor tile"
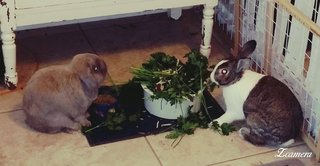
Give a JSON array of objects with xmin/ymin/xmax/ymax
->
[
  {"xmin": 0, "ymin": 40, "xmax": 38, "ymax": 90},
  {"xmin": 16, "ymin": 24, "xmax": 94, "ymax": 69},
  {"xmin": 99, "ymin": 44, "xmax": 196, "ymax": 85},
  {"xmin": 81, "ymin": 11, "xmax": 203, "ymax": 55},
  {"xmin": 11, "ymin": 45, "xmax": 40, "ymax": 90},
  {"xmin": 0, "ymin": 91, "xmax": 23, "ymax": 113},
  {"xmin": 16, "ymin": 24, "xmax": 81, "ymax": 40},
  {"xmin": 146, "ymin": 129, "xmax": 279, "ymax": 166},
  {"xmin": 79, "ymin": 10, "xmax": 170, "ymax": 30},
  {"xmin": 212, "ymin": 144, "xmax": 319, "ymax": 166},
  {"xmin": 0, "ymin": 111, "xmax": 161, "ymax": 166}
]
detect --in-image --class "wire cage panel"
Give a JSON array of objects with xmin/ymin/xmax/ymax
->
[{"xmin": 235, "ymin": 0, "xmax": 320, "ymax": 160}]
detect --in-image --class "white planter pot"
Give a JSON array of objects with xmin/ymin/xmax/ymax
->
[{"xmin": 142, "ymin": 85, "xmax": 201, "ymax": 119}]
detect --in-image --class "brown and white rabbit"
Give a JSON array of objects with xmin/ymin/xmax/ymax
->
[
  {"xmin": 23, "ymin": 53, "xmax": 107, "ymax": 133},
  {"xmin": 209, "ymin": 40, "xmax": 303, "ymax": 147}
]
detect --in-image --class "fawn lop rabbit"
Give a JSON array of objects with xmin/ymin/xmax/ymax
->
[
  {"xmin": 210, "ymin": 40, "xmax": 303, "ymax": 147},
  {"xmin": 23, "ymin": 53, "xmax": 107, "ymax": 133}
]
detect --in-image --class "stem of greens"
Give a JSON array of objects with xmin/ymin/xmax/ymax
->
[
  {"xmin": 106, "ymin": 71, "xmax": 120, "ymax": 96},
  {"xmin": 199, "ymin": 69, "xmax": 212, "ymax": 121},
  {"xmin": 171, "ymin": 134, "xmax": 185, "ymax": 148},
  {"xmin": 85, "ymin": 122, "xmax": 106, "ymax": 133}
]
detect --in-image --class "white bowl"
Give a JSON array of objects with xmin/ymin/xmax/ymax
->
[{"xmin": 141, "ymin": 85, "xmax": 201, "ymax": 119}]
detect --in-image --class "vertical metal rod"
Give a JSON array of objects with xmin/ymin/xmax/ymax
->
[
  {"xmin": 264, "ymin": 0, "xmax": 275, "ymax": 74},
  {"xmin": 233, "ymin": 0, "xmax": 241, "ymax": 56}
]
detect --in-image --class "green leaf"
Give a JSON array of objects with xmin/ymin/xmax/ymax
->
[
  {"xmin": 131, "ymin": 50, "xmax": 211, "ymax": 106},
  {"xmin": 220, "ymin": 123, "xmax": 237, "ymax": 136},
  {"xmin": 165, "ymin": 130, "xmax": 182, "ymax": 139},
  {"xmin": 210, "ymin": 121, "xmax": 236, "ymax": 136},
  {"xmin": 210, "ymin": 121, "xmax": 220, "ymax": 130}
]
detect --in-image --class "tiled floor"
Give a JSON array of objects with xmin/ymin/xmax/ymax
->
[{"xmin": 0, "ymin": 9, "xmax": 319, "ymax": 166}]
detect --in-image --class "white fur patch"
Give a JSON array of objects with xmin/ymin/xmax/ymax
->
[
  {"xmin": 279, "ymin": 139, "xmax": 295, "ymax": 148},
  {"xmin": 218, "ymin": 70, "xmax": 265, "ymax": 124},
  {"xmin": 210, "ymin": 60, "xmax": 229, "ymax": 85}
]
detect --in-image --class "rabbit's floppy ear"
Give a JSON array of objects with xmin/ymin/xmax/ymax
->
[
  {"xmin": 80, "ymin": 58, "xmax": 106, "ymax": 99},
  {"xmin": 236, "ymin": 58, "xmax": 251, "ymax": 73},
  {"xmin": 80, "ymin": 68, "xmax": 99, "ymax": 100},
  {"xmin": 238, "ymin": 40, "xmax": 257, "ymax": 59},
  {"xmin": 71, "ymin": 53, "xmax": 106, "ymax": 100}
]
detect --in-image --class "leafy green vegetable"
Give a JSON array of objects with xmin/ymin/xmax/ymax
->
[
  {"xmin": 104, "ymin": 109, "xmax": 127, "ymax": 131},
  {"xmin": 210, "ymin": 121, "xmax": 236, "ymax": 136},
  {"xmin": 131, "ymin": 50, "xmax": 210, "ymax": 105},
  {"xmin": 165, "ymin": 130, "xmax": 183, "ymax": 139},
  {"xmin": 165, "ymin": 109, "xmax": 213, "ymax": 147},
  {"xmin": 83, "ymin": 108, "xmax": 129, "ymax": 133},
  {"xmin": 165, "ymin": 117, "xmax": 199, "ymax": 148},
  {"xmin": 166, "ymin": 117, "xmax": 198, "ymax": 139},
  {"xmin": 132, "ymin": 51, "xmax": 229, "ymax": 147},
  {"xmin": 220, "ymin": 123, "xmax": 237, "ymax": 135},
  {"xmin": 83, "ymin": 81, "xmax": 144, "ymax": 133}
]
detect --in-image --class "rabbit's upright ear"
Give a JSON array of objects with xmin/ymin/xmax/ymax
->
[
  {"xmin": 236, "ymin": 58, "xmax": 251, "ymax": 73},
  {"xmin": 238, "ymin": 40, "xmax": 257, "ymax": 59}
]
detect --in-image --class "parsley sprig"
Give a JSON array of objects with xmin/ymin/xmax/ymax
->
[
  {"xmin": 210, "ymin": 121, "xmax": 236, "ymax": 136},
  {"xmin": 131, "ymin": 51, "xmax": 210, "ymax": 105}
]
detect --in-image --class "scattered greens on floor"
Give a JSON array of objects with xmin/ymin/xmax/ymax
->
[
  {"xmin": 165, "ymin": 110, "xmax": 236, "ymax": 144},
  {"xmin": 165, "ymin": 111, "xmax": 205, "ymax": 140},
  {"xmin": 210, "ymin": 121, "xmax": 237, "ymax": 136}
]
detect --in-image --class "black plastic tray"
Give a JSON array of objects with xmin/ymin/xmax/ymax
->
[{"xmin": 82, "ymin": 83, "xmax": 224, "ymax": 147}]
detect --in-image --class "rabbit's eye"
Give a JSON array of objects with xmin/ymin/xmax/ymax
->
[
  {"xmin": 93, "ymin": 66, "xmax": 99, "ymax": 72},
  {"xmin": 220, "ymin": 68, "xmax": 229, "ymax": 75}
]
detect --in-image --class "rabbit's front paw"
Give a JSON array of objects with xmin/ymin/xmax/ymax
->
[
  {"xmin": 62, "ymin": 123, "xmax": 81, "ymax": 133},
  {"xmin": 208, "ymin": 121, "xmax": 213, "ymax": 128},
  {"xmin": 238, "ymin": 127, "xmax": 250, "ymax": 139},
  {"xmin": 75, "ymin": 116, "xmax": 92, "ymax": 127},
  {"xmin": 85, "ymin": 112, "xmax": 90, "ymax": 118},
  {"xmin": 81, "ymin": 119, "xmax": 92, "ymax": 127}
]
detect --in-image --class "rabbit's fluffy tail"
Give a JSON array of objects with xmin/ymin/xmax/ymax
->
[{"xmin": 279, "ymin": 139, "xmax": 295, "ymax": 148}]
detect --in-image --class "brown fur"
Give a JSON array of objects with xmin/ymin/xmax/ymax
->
[
  {"xmin": 23, "ymin": 53, "xmax": 107, "ymax": 133},
  {"xmin": 212, "ymin": 40, "xmax": 303, "ymax": 146},
  {"xmin": 242, "ymin": 76, "xmax": 303, "ymax": 146}
]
